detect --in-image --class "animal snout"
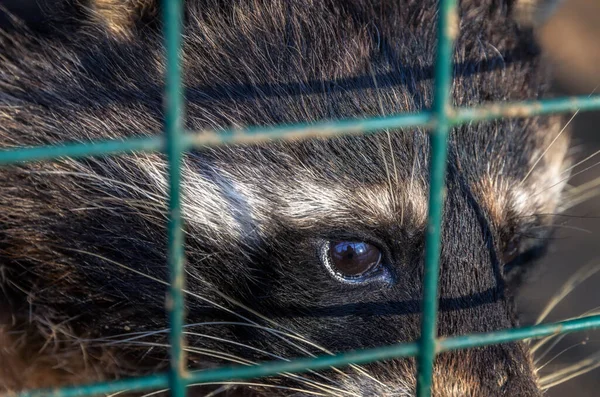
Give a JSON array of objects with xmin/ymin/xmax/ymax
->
[
  {"xmin": 431, "ymin": 344, "xmax": 542, "ymax": 397},
  {"xmin": 337, "ymin": 341, "xmax": 541, "ymax": 397}
]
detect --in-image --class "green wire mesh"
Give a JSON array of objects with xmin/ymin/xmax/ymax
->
[{"xmin": 4, "ymin": 0, "xmax": 600, "ymax": 396}]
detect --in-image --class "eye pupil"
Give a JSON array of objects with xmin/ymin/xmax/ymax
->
[{"xmin": 329, "ymin": 241, "xmax": 382, "ymax": 277}]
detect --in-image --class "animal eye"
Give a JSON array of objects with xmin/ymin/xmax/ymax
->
[
  {"xmin": 503, "ymin": 237, "xmax": 521, "ymax": 264},
  {"xmin": 328, "ymin": 241, "xmax": 382, "ymax": 277}
]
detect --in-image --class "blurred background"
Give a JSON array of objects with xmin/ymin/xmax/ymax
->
[
  {"xmin": 518, "ymin": 0, "xmax": 600, "ymax": 395},
  {"xmin": 0, "ymin": 0, "xmax": 599, "ymax": 394}
]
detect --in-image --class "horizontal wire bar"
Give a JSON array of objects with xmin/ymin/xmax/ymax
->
[
  {"xmin": 0, "ymin": 136, "xmax": 163, "ymax": 165},
  {"xmin": 1, "ymin": 95, "xmax": 599, "ymax": 166},
  {"xmin": 182, "ymin": 111, "xmax": 433, "ymax": 146},
  {"xmin": 14, "ymin": 374, "xmax": 169, "ymax": 397},
  {"xmin": 452, "ymin": 95, "xmax": 600, "ymax": 124},
  {"xmin": 0, "ymin": 112, "xmax": 431, "ymax": 165},
  {"xmin": 15, "ymin": 314, "xmax": 600, "ymax": 397},
  {"xmin": 438, "ymin": 314, "xmax": 600, "ymax": 353}
]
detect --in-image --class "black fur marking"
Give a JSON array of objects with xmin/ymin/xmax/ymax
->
[{"xmin": 0, "ymin": 0, "xmax": 569, "ymax": 395}]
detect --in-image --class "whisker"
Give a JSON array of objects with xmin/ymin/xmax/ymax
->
[
  {"xmin": 528, "ymin": 224, "xmax": 593, "ymax": 234},
  {"xmin": 93, "ymin": 339, "xmax": 344, "ymax": 396},
  {"xmin": 561, "ymin": 188, "xmax": 600, "ymax": 212},
  {"xmin": 560, "ymin": 174, "xmax": 600, "ymax": 211},
  {"xmin": 407, "ymin": 151, "xmax": 420, "ymax": 227},
  {"xmin": 525, "ymin": 83, "xmax": 600, "ymax": 195},
  {"xmin": 106, "ymin": 391, "xmax": 129, "ymax": 397},
  {"xmin": 516, "ymin": 213, "xmax": 600, "ymax": 219},
  {"xmin": 536, "ymin": 340, "xmax": 589, "ymax": 372},
  {"xmin": 202, "ymin": 384, "xmax": 233, "ymax": 397},
  {"xmin": 534, "ymin": 159, "xmax": 600, "ymax": 198},
  {"xmin": 67, "ymin": 248, "xmax": 382, "ymax": 387},
  {"xmin": 539, "ymin": 350, "xmax": 600, "ymax": 390},
  {"xmin": 520, "ymin": 112, "xmax": 578, "ymax": 186},
  {"xmin": 78, "ymin": 321, "xmax": 377, "ymax": 391},
  {"xmin": 184, "ymin": 271, "xmax": 383, "ymax": 386},
  {"xmin": 532, "ymin": 308, "xmax": 600, "ymax": 354},
  {"xmin": 561, "ymin": 148, "xmax": 600, "ymax": 177},
  {"xmin": 183, "ymin": 332, "xmax": 354, "ymax": 395},
  {"xmin": 535, "ymin": 261, "xmax": 600, "ymax": 324},
  {"xmin": 520, "ymin": 84, "xmax": 598, "ymax": 185},
  {"xmin": 139, "ymin": 381, "xmax": 332, "ymax": 397},
  {"xmin": 532, "ymin": 333, "xmax": 568, "ymax": 363},
  {"xmin": 92, "ymin": 332, "xmax": 357, "ymax": 396}
]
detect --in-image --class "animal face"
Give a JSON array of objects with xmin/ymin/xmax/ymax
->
[{"xmin": 0, "ymin": 0, "xmax": 570, "ymax": 395}]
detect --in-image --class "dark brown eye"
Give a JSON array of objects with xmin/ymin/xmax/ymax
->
[{"xmin": 328, "ymin": 241, "xmax": 382, "ymax": 277}]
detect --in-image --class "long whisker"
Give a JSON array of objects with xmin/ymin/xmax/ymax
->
[
  {"xmin": 78, "ymin": 320, "xmax": 379, "ymax": 389},
  {"xmin": 528, "ymin": 224, "xmax": 592, "ymax": 234},
  {"xmin": 407, "ymin": 151, "xmax": 419, "ymax": 228},
  {"xmin": 95, "ymin": 339, "xmax": 349, "ymax": 397},
  {"xmin": 532, "ymin": 308, "xmax": 600, "ymax": 354},
  {"xmin": 560, "ymin": 175, "xmax": 600, "ymax": 211},
  {"xmin": 535, "ymin": 261, "xmax": 600, "ymax": 324},
  {"xmin": 201, "ymin": 384, "xmax": 233, "ymax": 397},
  {"xmin": 561, "ymin": 148, "xmax": 600, "ymax": 177},
  {"xmin": 90, "ymin": 331, "xmax": 357, "ymax": 396},
  {"xmin": 182, "ymin": 332, "xmax": 355, "ymax": 395},
  {"xmin": 534, "ymin": 159, "xmax": 600, "ymax": 198},
  {"xmin": 185, "ymin": 271, "xmax": 385, "ymax": 387},
  {"xmin": 78, "ymin": 318, "xmax": 377, "ymax": 387},
  {"xmin": 536, "ymin": 340, "xmax": 590, "ymax": 372},
  {"xmin": 66, "ymin": 249, "xmax": 383, "ymax": 389},
  {"xmin": 517, "ymin": 213, "xmax": 600, "ymax": 220},
  {"xmin": 68, "ymin": 248, "xmax": 315, "ymax": 354},
  {"xmin": 520, "ymin": 114, "xmax": 577, "ymax": 186},
  {"xmin": 539, "ymin": 350, "xmax": 600, "ymax": 390},
  {"xmin": 560, "ymin": 189, "xmax": 600, "ymax": 212},
  {"xmin": 139, "ymin": 382, "xmax": 332, "ymax": 397},
  {"xmin": 532, "ymin": 333, "xmax": 568, "ymax": 363},
  {"xmin": 64, "ymin": 327, "xmax": 351, "ymax": 395},
  {"xmin": 524, "ymin": 84, "xmax": 600, "ymax": 196},
  {"xmin": 521, "ymin": 84, "xmax": 599, "ymax": 186}
]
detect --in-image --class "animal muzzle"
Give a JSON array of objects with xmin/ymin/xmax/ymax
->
[
  {"xmin": 340, "ymin": 342, "xmax": 542, "ymax": 397},
  {"xmin": 430, "ymin": 342, "xmax": 542, "ymax": 396}
]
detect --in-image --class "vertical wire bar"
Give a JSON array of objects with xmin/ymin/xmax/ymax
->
[
  {"xmin": 415, "ymin": 0, "xmax": 458, "ymax": 396},
  {"xmin": 163, "ymin": 0, "xmax": 187, "ymax": 395}
]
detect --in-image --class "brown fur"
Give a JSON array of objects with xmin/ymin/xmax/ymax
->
[
  {"xmin": 85, "ymin": 0, "xmax": 157, "ymax": 37},
  {"xmin": 0, "ymin": 0, "xmax": 570, "ymax": 395}
]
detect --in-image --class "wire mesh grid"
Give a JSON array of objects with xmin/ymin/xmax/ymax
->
[{"xmin": 3, "ymin": 0, "xmax": 600, "ymax": 396}]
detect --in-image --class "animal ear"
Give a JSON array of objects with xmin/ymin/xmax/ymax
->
[
  {"xmin": 511, "ymin": 0, "xmax": 564, "ymax": 27},
  {"xmin": 84, "ymin": 0, "xmax": 159, "ymax": 38}
]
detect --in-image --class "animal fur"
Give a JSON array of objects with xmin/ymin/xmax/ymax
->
[{"xmin": 0, "ymin": 0, "xmax": 570, "ymax": 395}]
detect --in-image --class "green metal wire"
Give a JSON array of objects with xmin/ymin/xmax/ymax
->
[
  {"xmin": 2, "ymin": 95, "xmax": 599, "ymax": 165},
  {"xmin": 4, "ymin": 0, "xmax": 600, "ymax": 396},
  {"xmin": 0, "ymin": 136, "xmax": 163, "ymax": 165},
  {"xmin": 416, "ymin": 1, "xmax": 457, "ymax": 396},
  {"xmin": 162, "ymin": 0, "xmax": 187, "ymax": 396},
  {"xmin": 16, "ymin": 315, "xmax": 600, "ymax": 397}
]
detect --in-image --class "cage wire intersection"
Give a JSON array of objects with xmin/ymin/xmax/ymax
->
[{"xmin": 3, "ymin": 0, "xmax": 600, "ymax": 396}]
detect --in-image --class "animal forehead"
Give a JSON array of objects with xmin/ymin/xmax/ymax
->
[
  {"xmin": 196, "ymin": 139, "xmax": 431, "ymax": 228},
  {"xmin": 220, "ymin": 133, "xmax": 429, "ymax": 180}
]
